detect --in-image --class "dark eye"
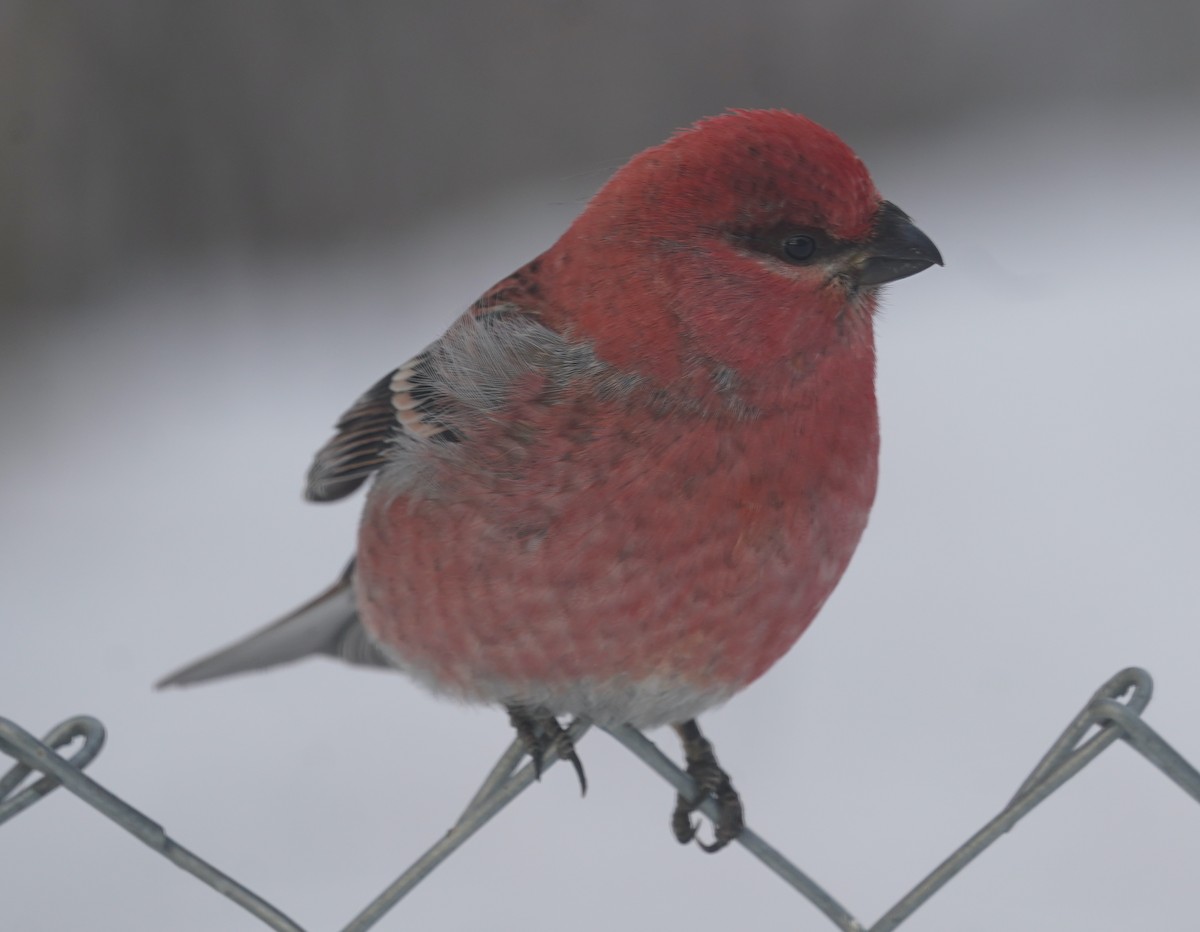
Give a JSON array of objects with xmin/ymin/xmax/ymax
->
[{"xmin": 782, "ymin": 234, "xmax": 817, "ymax": 262}]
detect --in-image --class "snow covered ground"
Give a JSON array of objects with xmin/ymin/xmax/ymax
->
[{"xmin": 3, "ymin": 99, "xmax": 1199, "ymax": 931}]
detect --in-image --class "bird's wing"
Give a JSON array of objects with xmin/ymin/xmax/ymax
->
[
  {"xmin": 304, "ymin": 352, "xmax": 460, "ymax": 503},
  {"xmin": 157, "ymin": 561, "xmax": 394, "ymax": 688},
  {"xmin": 304, "ymin": 305, "xmax": 606, "ymax": 502},
  {"xmin": 159, "ymin": 305, "xmax": 614, "ymax": 688}
]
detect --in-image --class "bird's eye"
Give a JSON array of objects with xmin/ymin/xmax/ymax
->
[{"xmin": 782, "ymin": 234, "xmax": 817, "ymax": 262}]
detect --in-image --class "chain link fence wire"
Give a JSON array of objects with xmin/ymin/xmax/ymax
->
[{"xmin": 3, "ymin": 667, "xmax": 1199, "ymax": 930}]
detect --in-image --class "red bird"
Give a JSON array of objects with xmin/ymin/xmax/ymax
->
[{"xmin": 160, "ymin": 110, "xmax": 941, "ymax": 851}]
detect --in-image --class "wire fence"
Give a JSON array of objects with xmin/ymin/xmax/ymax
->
[{"xmin": 3, "ymin": 666, "xmax": 1200, "ymax": 930}]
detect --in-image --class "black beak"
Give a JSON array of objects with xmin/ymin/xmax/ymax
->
[{"xmin": 858, "ymin": 201, "xmax": 943, "ymax": 286}]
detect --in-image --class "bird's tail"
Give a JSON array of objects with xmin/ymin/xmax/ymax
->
[{"xmin": 156, "ymin": 561, "xmax": 394, "ymax": 688}]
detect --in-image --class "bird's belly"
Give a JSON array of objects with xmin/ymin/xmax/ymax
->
[{"xmin": 355, "ymin": 413, "xmax": 875, "ymax": 728}]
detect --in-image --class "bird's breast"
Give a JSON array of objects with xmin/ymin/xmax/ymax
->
[{"xmin": 356, "ymin": 350, "xmax": 879, "ymax": 722}]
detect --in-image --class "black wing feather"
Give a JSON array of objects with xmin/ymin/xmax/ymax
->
[
  {"xmin": 304, "ymin": 353, "xmax": 459, "ymax": 503},
  {"xmin": 305, "ymin": 371, "xmax": 400, "ymax": 502}
]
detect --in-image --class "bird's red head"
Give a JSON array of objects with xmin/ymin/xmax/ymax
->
[
  {"xmin": 592, "ymin": 109, "xmax": 881, "ymax": 244},
  {"xmin": 536, "ymin": 110, "xmax": 940, "ymax": 385}
]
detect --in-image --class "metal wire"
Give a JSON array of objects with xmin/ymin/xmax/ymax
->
[
  {"xmin": 3, "ymin": 667, "xmax": 1199, "ymax": 931},
  {"xmin": 0, "ymin": 716, "xmax": 307, "ymax": 932},
  {"xmin": 340, "ymin": 718, "xmax": 592, "ymax": 932}
]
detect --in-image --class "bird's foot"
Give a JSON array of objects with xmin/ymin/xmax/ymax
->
[
  {"xmin": 671, "ymin": 719, "xmax": 744, "ymax": 853},
  {"xmin": 507, "ymin": 705, "xmax": 587, "ymax": 796}
]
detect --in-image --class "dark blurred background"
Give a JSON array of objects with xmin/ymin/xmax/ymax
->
[{"xmin": 4, "ymin": 0, "xmax": 1197, "ymax": 312}]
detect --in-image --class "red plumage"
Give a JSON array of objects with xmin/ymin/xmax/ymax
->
[
  {"xmin": 161, "ymin": 111, "xmax": 939, "ymax": 845},
  {"xmin": 356, "ymin": 111, "xmax": 892, "ymax": 727}
]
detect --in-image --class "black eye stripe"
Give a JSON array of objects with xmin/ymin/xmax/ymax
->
[{"xmin": 726, "ymin": 226, "xmax": 849, "ymax": 264}]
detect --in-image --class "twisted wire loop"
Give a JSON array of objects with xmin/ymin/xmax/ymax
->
[
  {"xmin": 3, "ymin": 667, "xmax": 1200, "ymax": 931},
  {"xmin": 0, "ymin": 716, "xmax": 307, "ymax": 932},
  {"xmin": 608, "ymin": 666, "xmax": 1200, "ymax": 932},
  {"xmin": 0, "ymin": 715, "xmax": 105, "ymax": 826}
]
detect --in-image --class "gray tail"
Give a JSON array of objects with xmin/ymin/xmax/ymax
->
[{"xmin": 157, "ymin": 561, "xmax": 395, "ymax": 688}]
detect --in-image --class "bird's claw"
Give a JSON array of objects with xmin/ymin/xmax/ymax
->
[
  {"xmin": 671, "ymin": 720, "xmax": 744, "ymax": 853},
  {"xmin": 507, "ymin": 706, "xmax": 588, "ymax": 796}
]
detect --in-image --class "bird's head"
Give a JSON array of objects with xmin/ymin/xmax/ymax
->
[{"xmin": 542, "ymin": 110, "xmax": 942, "ymax": 382}]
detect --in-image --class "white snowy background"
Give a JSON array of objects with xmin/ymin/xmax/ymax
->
[{"xmin": 3, "ymin": 7, "xmax": 1199, "ymax": 929}]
